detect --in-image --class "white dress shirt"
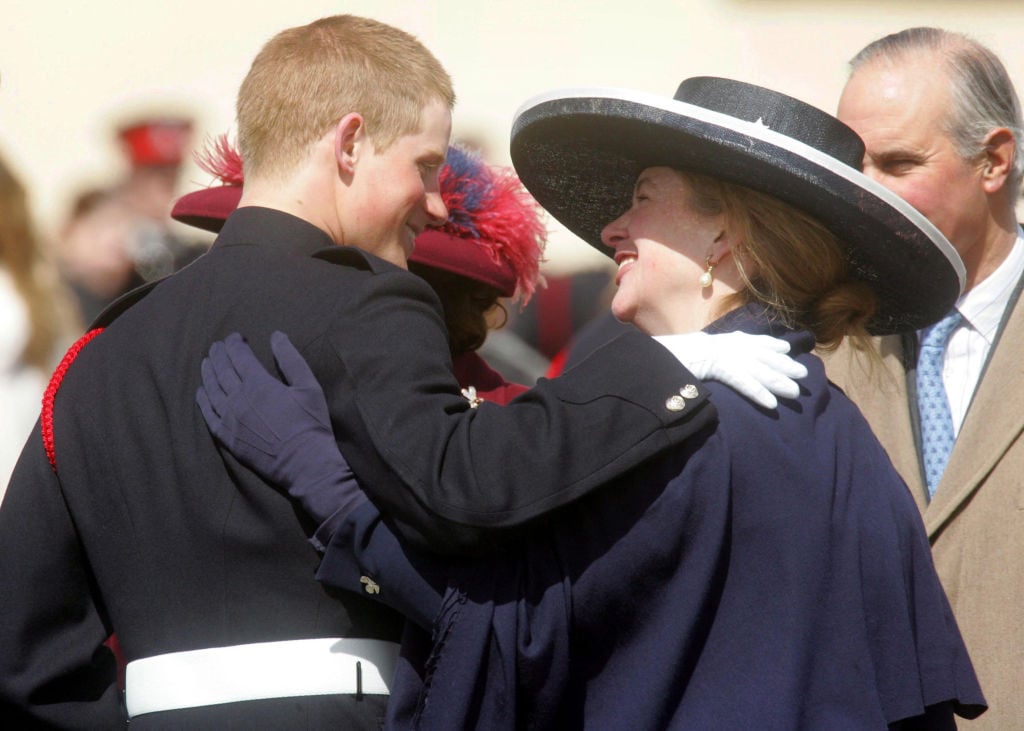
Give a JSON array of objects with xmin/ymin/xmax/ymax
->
[{"xmin": 937, "ymin": 231, "xmax": 1024, "ymax": 435}]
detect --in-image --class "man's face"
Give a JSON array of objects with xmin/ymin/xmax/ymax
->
[
  {"xmin": 837, "ymin": 55, "xmax": 989, "ymax": 278},
  {"xmin": 346, "ymin": 98, "xmax": 452, "ymax": 267}
]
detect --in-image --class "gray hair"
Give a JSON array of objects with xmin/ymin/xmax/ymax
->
[{"xmin": 850, "ymin": 27, "xmax": 1023, "ymax": 198}]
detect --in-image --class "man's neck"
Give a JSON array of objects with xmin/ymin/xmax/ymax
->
[
  {"xmin": 238, "ymin": 171, "xmax": 341, "ymax": 246},
  {"xmin": 962, "ymin": 213, "xmax": 1020, "ymax": 292}
]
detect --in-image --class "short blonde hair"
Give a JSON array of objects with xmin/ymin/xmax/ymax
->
[
  {"xmin": 683, "ymin": 170, "xmax": 876, "ymax": 350},
  {"xmin": 237, "ymin": 15, "xmax": 455, "ymax": 180}
]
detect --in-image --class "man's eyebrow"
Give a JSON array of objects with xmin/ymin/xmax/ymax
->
[{"xmin": 871, "ymin": 148, "xmax": 923, "ymax": 162}]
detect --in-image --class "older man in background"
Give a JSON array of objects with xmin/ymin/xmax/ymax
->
[{"xmin": 826, "ymin": 27, "xmax": 1023, "ymax": 728}]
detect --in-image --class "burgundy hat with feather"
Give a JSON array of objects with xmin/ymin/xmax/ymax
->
[{"xmin": 172, "ymin": 137, "xmax": 546, "ymax": 303}]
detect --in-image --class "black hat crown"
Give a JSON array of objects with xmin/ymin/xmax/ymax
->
[{"xmin": 674, "ymin": 77, "xmax": 865, "ymax": 170}]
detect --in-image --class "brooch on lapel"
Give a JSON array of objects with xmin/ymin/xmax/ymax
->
[{"xmin": 460, "ymin": 386, "xmax": 484, "ymax": 408}]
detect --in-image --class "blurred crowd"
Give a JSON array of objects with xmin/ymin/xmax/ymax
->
[{"xmin": 0, "ymin": 115, "xmax": 217, "ymax": 491}]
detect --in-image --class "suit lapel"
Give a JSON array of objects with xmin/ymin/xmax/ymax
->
[{"xmin": 925, "ymin": 285, "xmax": 1024, "ymax": 534}]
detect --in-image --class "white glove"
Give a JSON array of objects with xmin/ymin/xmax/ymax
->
[{"xmin": 653, "ymin": 331, "xmax": 808, "ymax": 409}]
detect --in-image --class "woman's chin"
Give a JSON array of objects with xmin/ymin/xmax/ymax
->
[
  {"xmin": 616, "ymin": 310, "xmax": 660, "ymax": 337},
  {"xmin": 609, "ymin": 301, "xmax": 636, "ymax": 328}
]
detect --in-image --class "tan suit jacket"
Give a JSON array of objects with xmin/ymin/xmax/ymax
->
[{"xmin": 823, "ymin": 297, "xmax": 1024, "ymax": 729}]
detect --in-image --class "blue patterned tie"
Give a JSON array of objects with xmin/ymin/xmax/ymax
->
[{"xmin": 916, "ymin": 309, "xmax": 962, "ymax": 498}]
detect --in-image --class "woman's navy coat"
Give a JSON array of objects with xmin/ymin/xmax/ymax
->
[{"xmin": 318, "ymin": 306, "xmax": 986, "ymax": 729}]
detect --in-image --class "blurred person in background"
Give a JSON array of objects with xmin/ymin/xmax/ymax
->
[
  {"xmin": 0, "ymin": 151, "xmax": 80, "ymax": 496},
  {"xmin": 57, "ymin": 115, "xmax": 206, "ymax": 322},
  {"xmin": 114, "ymin": 116, "xmax": 207, "ymax": 279},
  {"xmin": 825, "ymin": 28, "xmax": 1024, "ymax": 727},
  {"xmin": 57, "ymin": 185, "xmax": 145, "ymax": 323}
]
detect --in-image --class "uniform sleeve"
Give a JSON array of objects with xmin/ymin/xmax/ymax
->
[
  {"xmin": 318, "ymin": 268, "xmax": 717, "ymax": 552},
  {"xmin": 313, "ymin": 502, "xmax": 446, "ymax": 630},
  {"xmin": 0, "ymin": 426, "xmax": 124, "ymax": 727}
]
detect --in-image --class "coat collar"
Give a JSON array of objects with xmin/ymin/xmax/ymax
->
[{"xmin": 214, "ymin": 206, "xmax": 336, "ymax": 258}]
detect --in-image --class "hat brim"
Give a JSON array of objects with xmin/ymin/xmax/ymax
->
[
  {"xmin": 171, "ymin": 187, "xmax": 517, "ymax": 296},
  {"xmin": 510, "ymin": 88, "xmax": 964, "ymax": 335},
  {"xmin": 412, "ymin": 230, "xmax": 516, "ymax": 295},
  {"xmin": 170, "ymin": 185, "xmax": 242, "ymax": 234}
]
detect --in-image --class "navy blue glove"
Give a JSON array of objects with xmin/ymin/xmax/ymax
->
[{"xmin": 197, "ymin": 331, "xmax": 367, "ymax": 546}]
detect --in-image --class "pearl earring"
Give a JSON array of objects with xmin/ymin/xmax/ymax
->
[{"xmin": 699, "ymin": 256, "xmax": 715, "ymax": 289}]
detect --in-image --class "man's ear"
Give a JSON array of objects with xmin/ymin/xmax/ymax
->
[
  {"xmin": 981, "ymin": 127, "xmax": 1015, "ymax": 194},
  {"xmin": 334, "ymin": 113, "xmax": 365, "ymax": 175}
]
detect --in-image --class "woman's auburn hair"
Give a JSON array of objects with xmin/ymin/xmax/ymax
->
[{"xmin": 683, "ymin": 169, "xmax": 876, "ymax": 351}]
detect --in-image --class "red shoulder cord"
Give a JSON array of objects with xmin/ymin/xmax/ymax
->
[{"xmin": 42, "ymin": 328, "xmax": 104, "ymax": 472}]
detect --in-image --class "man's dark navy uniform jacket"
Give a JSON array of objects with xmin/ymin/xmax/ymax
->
[{"xmin": 0, "ymin": 207, "xmax": 714, "ymax": 728}]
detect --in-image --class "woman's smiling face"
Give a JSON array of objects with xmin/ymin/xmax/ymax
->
[{"xmin": 600, "ymin": 167, "xmax": 728, "ymax": 335}]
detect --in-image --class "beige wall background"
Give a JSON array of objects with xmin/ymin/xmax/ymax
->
[{"xmin": 2, "ymin": 0, "xmax": 1022, "ymax": 270}]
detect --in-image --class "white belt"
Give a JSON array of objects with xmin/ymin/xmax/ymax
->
[{"xmin": 125, "ymin": 637, "xmax": 399, "ymax": 718}]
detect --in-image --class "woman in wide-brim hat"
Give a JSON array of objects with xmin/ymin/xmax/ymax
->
[
  {"xmin": 510, "ymin": 75, "xmax": 963, "ymax": 338},
  {"xmin": 192, "ymin": 78, "xmax": 986, "ymax": 728}
]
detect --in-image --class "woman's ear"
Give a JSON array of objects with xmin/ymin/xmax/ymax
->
[
  {"xmin": 334, "ymin": 113, "xmax": 365, "ymax": 175},
  {"xmin": 710, "ymin": 228, "xmax": 735, "ymax": 263},
  {"xmin": 710, "ymin": 226, "xmax": 757, "ymax": 281}
]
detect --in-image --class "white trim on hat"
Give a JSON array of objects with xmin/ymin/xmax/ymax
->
[{"xmin": 514, "ymin": 86, "xmax": 964, "ymax": 296}]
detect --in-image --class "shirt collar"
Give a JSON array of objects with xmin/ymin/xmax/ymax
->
[{"xmin": 956, "ymin": 228, "xmax": 1024, "ymax": 345}]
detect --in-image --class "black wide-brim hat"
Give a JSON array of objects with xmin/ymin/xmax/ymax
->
[{"xmin": 510, "ymin": 76, "xmax": 964, "ymax": 334}]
